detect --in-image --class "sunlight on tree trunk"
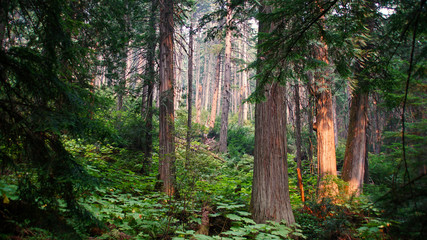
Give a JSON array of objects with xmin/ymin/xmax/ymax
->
[
  {"xmin": 209, "ymin": 52, "xmax": 221, "ymax": 129},
  {"xmin": 314, "ymin": 36, "xmax": 338, "ymax": 200}
]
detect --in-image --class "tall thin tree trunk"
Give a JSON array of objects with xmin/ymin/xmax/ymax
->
[
  {"xmin": 332, "ymin": 95, "xmax": 338, "ymax": 149},
  {"xmin": 219, "ymin": 0, "xmax": 232, "ymax": 153},
  {"xmin": 232, "ymin": 56, "xmax": 238, "ymax": 114},
  {"xmin": 140, "ymin": 0, "xmax": 157, "ymax": 175},
  {"xmin": 196, "ymin": 84, "xmax": 202, "ymax": 124},
  {"xmin": 117, "ymin": 3, "xmax": 130, "ymax": 111},
  {"xmin": 217, "ymin": 58, "xmax": 223, "ymax": 116},
  {"xmin": 203, "ymin": 53, "xmax": 212, "ymax": 111},
  {"xmin": 186, "ymin": 20, "xmax": 194, "ymax": 161},
  {"xmin": 200, "ymin": 52, "xmax": 208, "ymax": 110},
  {"xmin": 373, "ymin": 94, "xmax": 381, "ymax": 154},
  {"xmin": 209, "ymin": 52, "xmax": 221, "ymax": 129},
  {"xmin": 158, "ymin": 0, "xmax": 176, "ymax": 196},
  {"xmin": 116, "ymin": 53, "xmax": 127, "ymax": 111},
  {"xmin": 242, "ymin": 34, "xmax": 249, "ymax": 123},
  {"xmin": 294, "ymin": 81, "xmax": 305, "ymax": 202},
  {"xmin": 238, "ymin": 36, "xmax": 244, "ymax": 125},
  {"xmin": 175, "ymin": 45, "xmax": 183, "ymax": 110},
  {"xmin": 195, "ymin": 41, "xmax": 201, "ymax": 123},
  {"xmin": 307, "ymin": 74, "xmax": 315, "ymax": 174},
  {"xmin": 141, "ymin": 84, "xmax": 148, "ymax": 115}
]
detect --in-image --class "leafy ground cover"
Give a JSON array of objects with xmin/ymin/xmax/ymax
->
[{"xmin": 1, "ymin": 134, "xmax": 397, "ymax": 239}]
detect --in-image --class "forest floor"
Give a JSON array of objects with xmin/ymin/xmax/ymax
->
[{"xmin": 0, "ymin": 138, "xmax": 404, "ymax": 239}]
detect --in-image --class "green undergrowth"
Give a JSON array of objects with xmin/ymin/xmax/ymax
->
[
  {"xmin": 1, "ymin": 136, "xmax": 400, "ymax": 239},
  {"xmin": 60, "ymin": 138, "xmax": 305, "ymax": 239}
]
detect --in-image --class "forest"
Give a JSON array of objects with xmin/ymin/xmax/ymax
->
[{"xmin": 0, "ymin": 0, "xmax": 426, "ymax": 239}]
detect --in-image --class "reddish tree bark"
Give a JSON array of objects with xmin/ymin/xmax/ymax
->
[
  {"xmin": 342, "ymin": 92, "xmax": 368, "ymax": 194},
  {"xmin": 209, "ymin": 52, "xmax": 221, "ymax": 129},
  {"xmin": 342, "ymin": 0, "xmax": 376, "ymax": 195},
  {"xmin": 196, "ymin": 84, "xmax": 202, "ymax": 124},
  {"xmin": 251, "ymin": 3, "xmax": 294, "ymax": 225},
  {"xmin": 158, "ymin": 0, "xmax": 176, "ymax": 196},
  {"xmin": 314, "ymin": 37, "xmax": 337, "ymax": 199}
]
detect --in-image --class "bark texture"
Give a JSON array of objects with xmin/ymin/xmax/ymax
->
[
  {"xmin": 251, "ymin": 4, "xmax": 294, "ymax": 225},
  {"xmin": 196, "ymin": 84, "xmax": 202, "ymax": 124},
  {"xmin": 342, "ymin": 92, "xmax": 368, "ymax": 194},
  {"xmin": 209, "ymin": 52, "xmax": 221, "ymax": 129},
  {"xmin": 203, "ymin": 53, "xmax": 212, "ymax": 111},
  {"xmin": 158, "ymin": 0, "xmax": 175, "ymax": 196},
  {"xmin": 314, "ymin": 38, "xmax": 337, "ymax": 199},
  {"xmin": 195, "ymin": 48, "xmax": 201, "ymax": 124},
  {"xmin": 251, "ymin": 81, "xmax": 295, "ymax": 224},
  {"xmin": 238, "ymin": 34, "xmax": 248, "ymax": 125},
  {"xmin": 342, "ymin": 0, "xmax": 375, "ymax": 195},
  {"xmin": 186, "ymin": 20, "xmax": 194, "ymax": 161},
  {"xmin": 307, "ymin": 76, "xmax": 315, "ymax": 174},
  {"xmin": 219, "ymin": 0, "xmax": 232, "ymax": 153}
]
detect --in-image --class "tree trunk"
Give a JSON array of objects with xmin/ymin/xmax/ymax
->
[
  {"xmin": 186, "ymin": 20, "xmax": 194, "ymax": 161},
  {"xmin": 201, "ymin": 51, "xmax": 208, "ymax": 111},
  {"xmin": 219, "ymin": 0, "xmax": 232, "ymax": 153},
  {"xmin": 342, "ymin": 0, "xmax": 375, "ymax": 195},
  {"xmin": 217, "ymin": 58, "xmax": 223, "ymax": 117},
  {"xmin": 332, "ymin": 94, "xmax": 338, "ymax": 149},
  {"xmin": 241, "ymin": 35, "xmax": 249, "ymax": 123},
  {"xmin": 140, "ymin": 0, "xmax": 157, "ymax": 175},
  {"xmin": 209, "ymin": 52, "xmax": 221, "ymax": 129},
  {"xmin": 116, "ymin": 4, "xmax": 130, "ymax": 111},
  {"xmin": 141, "ymin": 85, "xmax": 147, "ymax": 115},
  {"xmin": 158, "ymin": 0, "xmax": 176, "ymax": 196},
  {"xmin": 251, "ymin": 3, "xmax": 294, "ymax": 225},
  {"xmin": 314, "ymin": 39, "xmax": 337, "ymax": 199},
  {"xmin": 203, "ymin": 53, "xmax": 212, "ymax": 111},
  {"xmin": 373, "ymin": 94, "xmax": 381, "ymax": 154},
  {"xmin": 252, "ymin": 80, "xmax": 294, "ymax": 224},
  {"xmin": 232, "ymin": 55, "xmax": 238, "ymax": 114},
  {"xmin": 196, "ymin": 84, "xmax": 202, "ymax": 124},
  {"xmin": 342, "ymin": 91, "xmax": 368, "ymax": 195},
  {"xmin": 175, "ymin": 44, "xmax": 183, "ymax": 110},
  {"xmin": 307, "ymin": 74, "xmax": 315, "ymax": 174},
  {"xmin": 195, "ymin": 42, "xmax": 201, "ymax": 124},
  {"xmin": 294, "ymin": 81, "xmax": 305, "ymax": 202},
  {"xmin": 238, "ymin": 35, "xmax": 245, "ymax": 125}
]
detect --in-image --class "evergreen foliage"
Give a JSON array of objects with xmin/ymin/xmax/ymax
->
[{"xmin": 0, "ymin": 0, "xmax": 425, "ymax": 238}]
